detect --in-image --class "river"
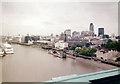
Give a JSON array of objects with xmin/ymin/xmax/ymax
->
[{"xmin": 2, "ymin": 44, "xmax": 117, "ymax": 82}]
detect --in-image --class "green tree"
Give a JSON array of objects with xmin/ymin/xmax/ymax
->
[
  {"xmin": 75, "ymin": 49, "xmax": 81, "ymax": 53},
  {"xmin": 107, "ymin": 39, "xmax": 113, "ymax": 44},
  {"xmin": 101, "ymin": 44, "xmax": 106, "ymax": 48},
  {"xmin": 76, "ymin": 44, "xmax": 82, "ymax": 47},
  {"xmin": 71, "ymin": 46, "xmax": 76, "ymax": 50},
  {"xmin": 116, "ymin": 41, "xmax": 120, "ymax": 52},
  {"xmin": 108, "ymin": 41, "xmax": 117, "ymax": 50},
  {"xmin": 89, "ymin": 48, "xmax": 97, "ymax": 54},
  {"xmin": 75, "ymin": 48, "xmax": 97, "ymax": 56},
  {"xmin": 86, "ymin": 43, "xmax": 90, "ymax": 47},
  {"xmin": 106, "ymin": 39, "xmax": 113, "ymax": 48},
  {"xmin": 101, "ymin": 39, "xmax": 120, "ymax": 52}
]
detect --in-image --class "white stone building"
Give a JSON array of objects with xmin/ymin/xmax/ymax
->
[
  {"xmin": 12, "ymin": 35, "xmax": 24, "ymax": 43},
  {"xmin": 55, "ymin": 40, "xmax": 68, "ymax": 49}
]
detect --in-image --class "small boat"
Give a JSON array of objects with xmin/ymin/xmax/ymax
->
[
  {"xmin": 52, "ymin": 51, "xmax": 66, "ymax": 58},
  {"xmin": 3, "ymin": 43, "xmax": 14, "ymax": 54},
  {"xmin": 53, "ymin": 54, "xmax": 57, "ymax": 57},
  {"xmin": 48, "ymin": 50, "xmax": 66, "ymax": 58},
  {"xmin": 56, "ymin": 54, "xmax": 63, "ymax": 58},
  {"xmin": 53, "ymin": 53, "xmax": 66, "ymax": 58}
]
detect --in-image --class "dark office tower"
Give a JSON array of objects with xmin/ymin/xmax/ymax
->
[
  {"xmin": 90, "ymin": 23, "xmax": 94, "ymax": 32},
  {"xmin": 59, "ymin": 32, "xmax": 68, "ymax": 42},
  {"xmin": 64, "ymin": 34, "xmax": 67, "ymax": 42},
  {"xmin": 98, "ymin": 28, "xmax": 104, "ymax": 36}
]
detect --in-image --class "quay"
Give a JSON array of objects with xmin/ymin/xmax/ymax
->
[{"xmin": 66, "ymin": 53, "xmax": 120, "ymax": 67}]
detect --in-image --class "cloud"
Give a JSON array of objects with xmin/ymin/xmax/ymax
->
[{"xmin": 2, "ymin": 2, "xmax": 118, "ymax": 36}]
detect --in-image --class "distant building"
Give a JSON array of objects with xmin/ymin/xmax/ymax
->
[
  {"xmin": 90, "ymin": 23, "xmax": 94, "ymax": 32},
  {"xmin": 81, "ymin": 31, "xmax": 94, "ymax": 37},
  {"xmin": 25, "ymin": 36, "xmax": 31, "ymax": 43},
  {"xmin": 80, "ymin": 23, "xmax": 95, "ymax": 37},
  {"xmin": 72, "ymin": 31, "xmax": 80, "ymax": 38},
  {"xmin": 24, "ymin": 35, "xmax": 40, "ymax": 43},
  {"xmin": 55, "ymin": 40, "xmax": 68, "ymax": 49},
  {"xmin": 64, "ymin": 29, "xmax": 71, "ymax": 37},
  {"xmin": 116, "ymin": 36, "xmax": 120, "ymax": 39},
  {"xmin": 98, "ymin": 28, "xmax": 104, "ymax": 36},
  {"xmin": 91, "ymin": 39, "xmax": 107, "ymax": 46},
  {"xmin": 103, "ymin": 34, "xmax": 109, "ymax": 39},
  {"xmin": 31, "ymin": 36, "xmax": 40, "ymax": 41},
  {"xmin": 68, "ymin": 41, "xmax": 87, "ymax": 47},
  {"xmin": 12, "ymin": 35, "xmax": 22, "ymax": 43},
  {"xmin": 59, "ymin": 32, "xmax": 68, "ymax": 42},
  {"xmin": 50, "ymin": 34, "xmax": 53, "ymax": 37}
]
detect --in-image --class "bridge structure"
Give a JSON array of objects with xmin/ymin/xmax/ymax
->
[{"xmin": 46, "ymin": 68, "xmax": 120, "ymax": 84}]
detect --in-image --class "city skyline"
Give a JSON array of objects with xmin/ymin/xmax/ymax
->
[
  {"xmin": 2, "ymin": 2, "xmax": 118, "ymax": 36},
  {"xmin": 0, "ymin": 1, "xmax": 120, "ymax": 83}
]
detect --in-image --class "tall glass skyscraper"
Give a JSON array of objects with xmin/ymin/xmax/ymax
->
[{"xmin": 98, "ymin": 28, "xmax": 104, "ymax": 36}]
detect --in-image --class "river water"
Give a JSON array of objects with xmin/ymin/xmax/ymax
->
[{"xmin": 2, "ymin": 44, "xmax": 116, "ymax": 82}]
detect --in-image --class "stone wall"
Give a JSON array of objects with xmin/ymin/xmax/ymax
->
[{"xmin": 96, "ymin": 50, "xmax": 120, "ymax": 61}]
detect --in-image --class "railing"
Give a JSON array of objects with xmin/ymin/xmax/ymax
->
[{"xmin": 46, "ymin": 68, "xmax": 120, "ymax": 82}]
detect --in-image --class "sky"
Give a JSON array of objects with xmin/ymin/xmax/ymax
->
[{"xmin": 2, "ymin": 1, "xmax": 118, "ymax": 36}]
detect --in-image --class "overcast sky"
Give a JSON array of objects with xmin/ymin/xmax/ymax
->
[{"xmin": 2, "ymin": 2, "xmax": 118, "ymax": 36}]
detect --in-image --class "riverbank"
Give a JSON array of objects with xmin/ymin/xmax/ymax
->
[
  {"xmin": 10, "ymin": 42, "xmax": 120, "ymax": 67},
  {"xmin": 66, "ymin": 52, "xmax": 120, "ymax": 67},
  {"xmin": 66, "ymin": 54, "xmax": 117, "ymax": 70}
]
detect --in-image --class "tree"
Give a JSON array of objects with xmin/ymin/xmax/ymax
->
[
  {"xmin": 71, "ymin": 46, "xmax": 76, "ymax": 50},
  {"xmin": 75, "ymin": 48, "xmax": 97, "ymax": 56},
  {"xmin": 89, "ymin": 48, "xmax": 97, "ymax": 54},
  {"xmin": 108, "ymin": 41, "xmax": 118, "ymax": 50},
  {"xmin": 106, "ymin": 39, "xmax": 113, "ymax": 48},
  {"xmin": 101, "ymin": 39, "xmax": 120, "ymax": 52},
  {"xmin": 75, "ymin": 49, "xmax": 81, "ymax": 53},
  {"xmin": 76, "ymin": 44, "xmax": 82, "ymax": 47},
  {"xmin": 101, "ymin": 44, "xmax": 106, "ymax": 48},
  {"xmin": 116, "ymin": 41, "xmax": 120, "ymax": 52},
  {"xmin": 86, "ymin": 43, "xmax": 90, "ymax": 47},
  {"xmin": 107, "ymin": 39, "xmax": 113, "ymax": 44}
]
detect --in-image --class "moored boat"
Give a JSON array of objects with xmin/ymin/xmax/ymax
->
[
  {"xmin": 3, "ymin": 43, "xmax": 14, "ymax": 54},
  {"xmin": 49, "ymin": 50, "xmax": 66, "ymax": 58}
]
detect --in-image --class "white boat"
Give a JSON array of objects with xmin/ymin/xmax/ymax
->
[
  {"xmin": 3, "ymin": 43, "xmax": 14, "ymax": 54},
  {"xmin": 0, "ymin": 47, "xmax": 5, "ymax": 56},
  {"xmin": 51, "ymin": 50, "xmax": 66, "ymax": 58}
]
